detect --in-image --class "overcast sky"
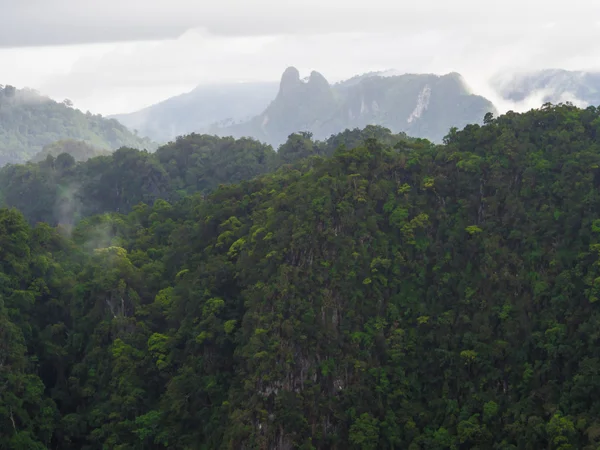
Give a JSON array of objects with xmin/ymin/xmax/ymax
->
[{"xmin": 2, "ymin": 0, "xmax": 600, "ymax": 115}]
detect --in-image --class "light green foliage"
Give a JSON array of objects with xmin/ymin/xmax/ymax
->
[
  {"xmin": 465, "ymin": 225, "xmax": 483, "ymax": 235},
  {"xmin": 223, "ymin": 320, "xmax": 237, "ymax": 334},
  {"xmin": 483, "ymin": 401, "xmax": 499, "ymax": 422},
  {"xmin": 148, "ymin": 333, "xmax": 170, "ymax": 370},
  {"xmin": 349, "ymin": 413, "xmax": 380, "ymax": 450}
]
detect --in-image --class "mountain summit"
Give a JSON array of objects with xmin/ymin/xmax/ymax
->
[
  {"xmin": 220, "ymin": 68, "xmax": 341, "ymax": 145},
  {"xmin": 217, "ymin": 67, "xmax": 496, "ymax": 146},
  {"xmin": 110, "ymin": 67, "xmax": 496, "ymax": 146}
]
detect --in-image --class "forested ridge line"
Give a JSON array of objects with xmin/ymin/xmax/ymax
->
[
  {"xmin": 0, "ymin": 125, "xmax": 410, "ymax": 226},
  {"xmin": 3, "ymin": 104, "xmax": 600, "ymax": 449}
]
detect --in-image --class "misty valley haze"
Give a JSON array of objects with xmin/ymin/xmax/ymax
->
[
  {"xmin": 1, "ymin": 65, "xmax": 598, "ymax": 167},
  {"xmin": 3, "ymin": 0, "xmax": 600, "ymax": 117},
  {"xmin": 107, "ymin": 66, "xmax": 600, "ymax": 148}
]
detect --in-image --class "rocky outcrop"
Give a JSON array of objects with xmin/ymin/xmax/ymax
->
[{"xmin": 219, "ymin": 68, "xmax": 496, "ymax": 146}]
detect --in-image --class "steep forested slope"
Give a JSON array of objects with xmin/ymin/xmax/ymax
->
[
  {"xmin": 4, "ymin": 105, "xmax": 600, "ymax": 448},
  {"xmin": 0, "ymin": 85, "xmax": 155, "ymax": 165}
]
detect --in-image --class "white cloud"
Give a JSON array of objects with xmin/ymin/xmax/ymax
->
[
  {"xmin": 1, "ymin": 1, "xmax": 600, "ymax": 114},
  {"xmin": 2, "ymin": 0, "xmax": 599, "ymax": 46}
]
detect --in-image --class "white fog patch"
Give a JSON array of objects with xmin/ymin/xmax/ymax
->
[
  {"xmin": 555, "ymin": 90, "xmax": 589, "ymax": 108},
  {"xmin": 5, "ymin": 12, "xmax": 600, "ymax": 115},
  {"xmin": 470, "ymin": 69, "xmax": 591, "ymax": 115}
]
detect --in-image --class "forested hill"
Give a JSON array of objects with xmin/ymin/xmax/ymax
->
[
  {"xmin": 0, "ymin": 85, "xmax": 156, "ymax": 165},
  {"xmin": 0, "ymin": 125, "xmax": 411, "ymax": 226},
  {"xmin": 6, "ymin": 104, "xmax": 600, "ymax": 448}
]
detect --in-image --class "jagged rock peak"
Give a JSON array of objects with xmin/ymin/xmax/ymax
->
[
  {"xmin": 443, "ymin": 72, "xmax": 467, "ymax": 84},
  {"xmin": 280, "ymin": 67, "xmax": 301, "ymax": 90},
  {"xmin": 440, "ymin": 72, "xmax": 471, "ymax": 94},
  {"xmin": 308, "ymin": 71, "xmax": 330, "ymax": 91}
]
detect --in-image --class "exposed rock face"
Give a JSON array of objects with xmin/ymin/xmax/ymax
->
[
  {"xmin": 222, "ymin": 68, "xmax": 342, "ymax": 146},
  {"xmin": 407, "ymin": 85, "xmax": 432, "ymax": 123},
  {"xmin": 278, "ymin": 66, "xmax": 302, "ymax": 99},
  {"xmin": 219, "ymin": 68, "xmax": 496, "ymax": 146},
  {"xmin": 113, "ymin": 67, "xmax": 497, "ymax": 147}
]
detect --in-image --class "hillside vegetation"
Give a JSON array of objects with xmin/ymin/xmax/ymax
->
[
  {"xmin": 0, "ymin": 85, "xmax": 155, "ymax": 165},
  {"xmin": 0, "ymin": 125, "xmax": 411, "ymax": 226},
  {"xmin": 30, "ymin": 139, "xmax": 111, "ymax": 163},
  {"xmin": 3, "ymin": 105, "xmax": 600, "ymax": 449}
]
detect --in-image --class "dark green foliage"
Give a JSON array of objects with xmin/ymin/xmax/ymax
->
[
  {"xmin": 0, "ymin": 85, "xmax": 155, "ymax": 165},
  {"xmin": 0, "ymin": 134, "xmax": 278, "ymax": 226},
  {"xmin": 5, "ymin": 105, "xmax": 600, "ymax": 448},
  {"xmin": 155, "ymin": 134, "xmax": 278, "ymax": 197},
  {"xmin": 30, "ymin": 140, "xmax": 111, "ymax": 163},
  {"xmin": 0, "ymin": 128, "xmax": 407, "ymax": 227}
]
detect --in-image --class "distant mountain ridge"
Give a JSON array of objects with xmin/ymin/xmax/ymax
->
[
  {"xmin": 216, "ymin": 67, "xmax": 496, "ymax": 145},
  {"xmin": 110, "ymin": 67, "xmax": 496, "ymax": 146},
  {"xmin": 31, "ymin": 67, "xmax": 600, "ymax": 153},
  {"xmin": 0, "ymin": 85, "xmax": 155, "ymax": 166},
  {"xmin": 110, "ymin": 82, "xmax": 279, "ymax": 143}
]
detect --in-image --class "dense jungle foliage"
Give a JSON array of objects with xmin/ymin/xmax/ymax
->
[
  {"xmin": 4, "ymin": 104, "xmax": 600, "ymax": 449},
  {"xmin": 30, "ymin": 140, "xmax": 111, "ymax": 163},
  {"xmin": 0, "ymin": 125, "xmax": 408, "ymax": 227}
]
